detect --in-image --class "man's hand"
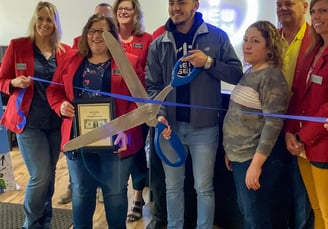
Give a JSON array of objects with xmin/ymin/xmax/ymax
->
[
  {"xmin": 182, "ymin": 50, "xmax": 208, "ymax": 68},
  {"xmin": 157, "ymin": 116, "xmax": 172, "ymax": 140}
]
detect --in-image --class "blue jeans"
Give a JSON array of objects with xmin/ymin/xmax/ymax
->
[
  {"xmin": 66, "ymin": 150, "xmax": 133, "ymax": 229},
  {"xmin": 17, "ymin": 128, "xmax": 61, "ymax": 229},
  {"xmin": 161, "ymin": 122, "xmax": 218, "ymax": 229},
  {"xmin": 231, "ymin": 156, "xmax": 286, "ymax": 229}
]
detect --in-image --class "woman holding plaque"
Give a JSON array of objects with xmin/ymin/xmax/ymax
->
[
  {"xmin": 0, "ymin": 2, "xmax": 70, "ymax": 228},
  {"xmin": 47, "ymin": 14, "xmax": 144, "ymax": 229}
]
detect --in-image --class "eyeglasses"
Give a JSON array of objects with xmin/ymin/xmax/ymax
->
[
  {"xmin": 117, "ymin": 7, "xmax": 134, "ymax": 13},
  {"xmin": 87, "ymin": 29, "xmax": 108, "ymax": 36}
]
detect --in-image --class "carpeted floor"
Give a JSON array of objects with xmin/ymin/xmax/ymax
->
[{"xmin": 0, "ymin": 202, "xmax": 72, "ymax": 229}]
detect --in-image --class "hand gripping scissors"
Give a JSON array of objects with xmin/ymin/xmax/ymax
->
[{"xmin": 63, "ymin": 31, "xmax": 201, "ymax": 167}]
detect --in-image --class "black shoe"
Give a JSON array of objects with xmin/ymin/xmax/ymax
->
[{"xmin": 146, "ymin": 219, "xmax": 166, "ymax": 229}]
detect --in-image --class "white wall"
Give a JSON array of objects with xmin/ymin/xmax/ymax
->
[
  {"xmin": 0, "ymin": 0, "xmax": 168, "ymax": 46},
  {"xmin": 0, "ymin": 0, "xmax": 311, "ymax": 47}
]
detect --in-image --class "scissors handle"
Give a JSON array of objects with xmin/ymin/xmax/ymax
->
[
  {"xmin": 171, "ymin": 56, "xmax": 202, "ymax": 87},
  {"xmin": 154, "ymin": 122, "xmax": 187, "ymax": 167}
]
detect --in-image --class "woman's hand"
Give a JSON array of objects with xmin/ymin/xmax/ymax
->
[
  {"xmin": 285, "ymin": 132, "xmax": 304, "ymax": 156},
  {"xmin": 245, "ymin": 152, "xmax": 267, "ymax": 191},
  {"xmin": 60, "ymin": 101, "xmax": 75, "ymax": 117},
  {"xmin": 224, "ymin": 154, "xmax": 232, "ymax": 171},
  {"xmin": 114, "ymin": 131, "xmax": 128, "ymax": 153},
  {"xmin": 245, "ymin": 162, "xmax": 262, "ymax": 191},
  {"xmin": 11, "ymin": 76, "xmax": 31, "ymax": 88},
  {"xmin": 324, "ymin": 119, "xmax": 328, "ymax": 131}
]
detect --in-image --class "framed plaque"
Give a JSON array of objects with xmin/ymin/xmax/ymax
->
[{"xmin": 73, "ymin": 97, "xmax": 116, "ymax": 150}]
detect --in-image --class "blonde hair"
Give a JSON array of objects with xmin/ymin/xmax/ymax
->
[
  {"xmin": 28, "ymin": 1, "xmax": 63, "ymax": 52},
  {"xmin": 112, "ymin": 0, "xmax": 145, "ymax": 35}
]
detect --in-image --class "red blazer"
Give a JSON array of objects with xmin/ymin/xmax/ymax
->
[
  {"xmin": 291, "ymin": 23, "xmax": 312, "ymax": 90},
  {"xmin": 46, "ymin": 49, "xmax": 145, "ymax": 158},
  {"xmin": 152, "ymin": 25, "xmax": 166, "ymax": 40},
  {"xmin": 72, "ymin": 36, "xmax": 81, "ymax": 49},
  {"xmin": 285, "ymin": 43, "xmax": 328, "ymax": 162},
  {"xmin": 0, "ymin": 37, "xmax": 71, "ymax": 133},
  {"xmin": 121, "ymin": 33, "xmax": 153, "ymax": 70}
]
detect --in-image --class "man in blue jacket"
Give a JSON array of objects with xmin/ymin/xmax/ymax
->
[{"xmin": 145, "ymin": 0, "xmax": 242, "ymax": 228}]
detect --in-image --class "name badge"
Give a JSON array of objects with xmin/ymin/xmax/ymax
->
[
  {"xmin": 133, "ymin": 43, "xmax": 143, "ymax": 49},
  {"xmin": 113, "ymin": 69, "xmax": 121, "ymax": 75},
  {"xmin": 16, "ymin": 63, "xmax": 27, "ymax": 70},
  {"xmin": 311, "ymin": 74, "xmax": 323, "ymax": 85}
]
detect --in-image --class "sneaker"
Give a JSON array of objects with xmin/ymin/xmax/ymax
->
[
  {"xmin": 97, "ymin": 187, "xmax": 104, "ymax": 203},
  {"xmin": 58, "ymin": 189, "xmax": 72, "ymax": 204}
]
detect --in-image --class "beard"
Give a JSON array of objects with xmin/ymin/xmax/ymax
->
[{"xmin": 170, "ymin": 10, "xmax": 195, "ymax": 28}]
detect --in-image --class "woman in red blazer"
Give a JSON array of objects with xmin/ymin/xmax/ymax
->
[
  {"xmin": 0, "ymin": 2, "xmax": 70, "ymax": 228},
  {"xmin": 112, "ymin": 0, "xmax": 153, "ymax": 222},
  {"xmin": 46, "ymin": 14, "xmax": 144, "ymax": 229},
  {"xmin": 285, "ymin": 0, "xmax": 328, "ymax": 228}
]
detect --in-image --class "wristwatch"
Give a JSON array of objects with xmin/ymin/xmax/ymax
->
[{"xmin": 204, "ymin": 56, "xmax": 214, "ymax": 70}]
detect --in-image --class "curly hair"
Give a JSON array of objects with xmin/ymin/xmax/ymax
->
[
  {"xmin": 247, "ymin": 20, "xmax": 285, "ymax": 69},
  {"xmin": 112, "ymin": 0, "xmax": 145, "ymax": 35},
  {"xmin": 28, "ymin": 1, "xmax": 63, "ymax": 52},
  {"xmin": 78, "ymin": 14, "xmax": 119, "ymax": 58}
]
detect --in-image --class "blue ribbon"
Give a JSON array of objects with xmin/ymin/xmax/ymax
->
[
  {"xmin": 242, "ymin": 111, "xmax": 327, "ymax": 124},
  {"xmin": 29, "ymin": 76, "xmax": 218, "ymax": 110},
  {"xmin": 16, "ymin": 88, "xmax": 26, "ymax": 129},
  {"xmin": 28, "ymin": 76, "xmax": 328, "ymax": 124}
]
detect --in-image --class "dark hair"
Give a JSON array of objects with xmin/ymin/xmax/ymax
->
[
  {"xmin": 247, "ymin": 20, "xmax": 285, "ymax": 68},
  {"xmin": 78, "ymin": 14, "xmax": 119, "ymax": 57},
  {"xmin": 112, "ymin": 0, "xmax": 145, "ymax": 35}
]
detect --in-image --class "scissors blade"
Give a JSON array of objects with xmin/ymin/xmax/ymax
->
[
  {"xmin": 63, "ymin": 104, "xmax": 156, "ymax": 152},
  {"xmin": 103, "ymin": 31, "xmax": 148, "ymax": 107},
  {"xmin": 145, "ymin": 85, "xmax": 173, "ymax": 126}
]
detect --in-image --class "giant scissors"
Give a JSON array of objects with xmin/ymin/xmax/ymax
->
[{"xmin": 63, "ymin": 31, "xmax": 201, "ymax": 167}]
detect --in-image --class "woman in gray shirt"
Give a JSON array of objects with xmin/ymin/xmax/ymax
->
[{"xmin": 223, "ymin": 21, "xmax": 289, "ymax": 229}]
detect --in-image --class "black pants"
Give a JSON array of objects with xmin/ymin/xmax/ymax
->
[
  {"xmin": 149, "ymin": 127, "xmax": 167, "ymax": 224},
  {"xmin": 131, "ymin": 124, "xmax": 149, "ymax": 191}
]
